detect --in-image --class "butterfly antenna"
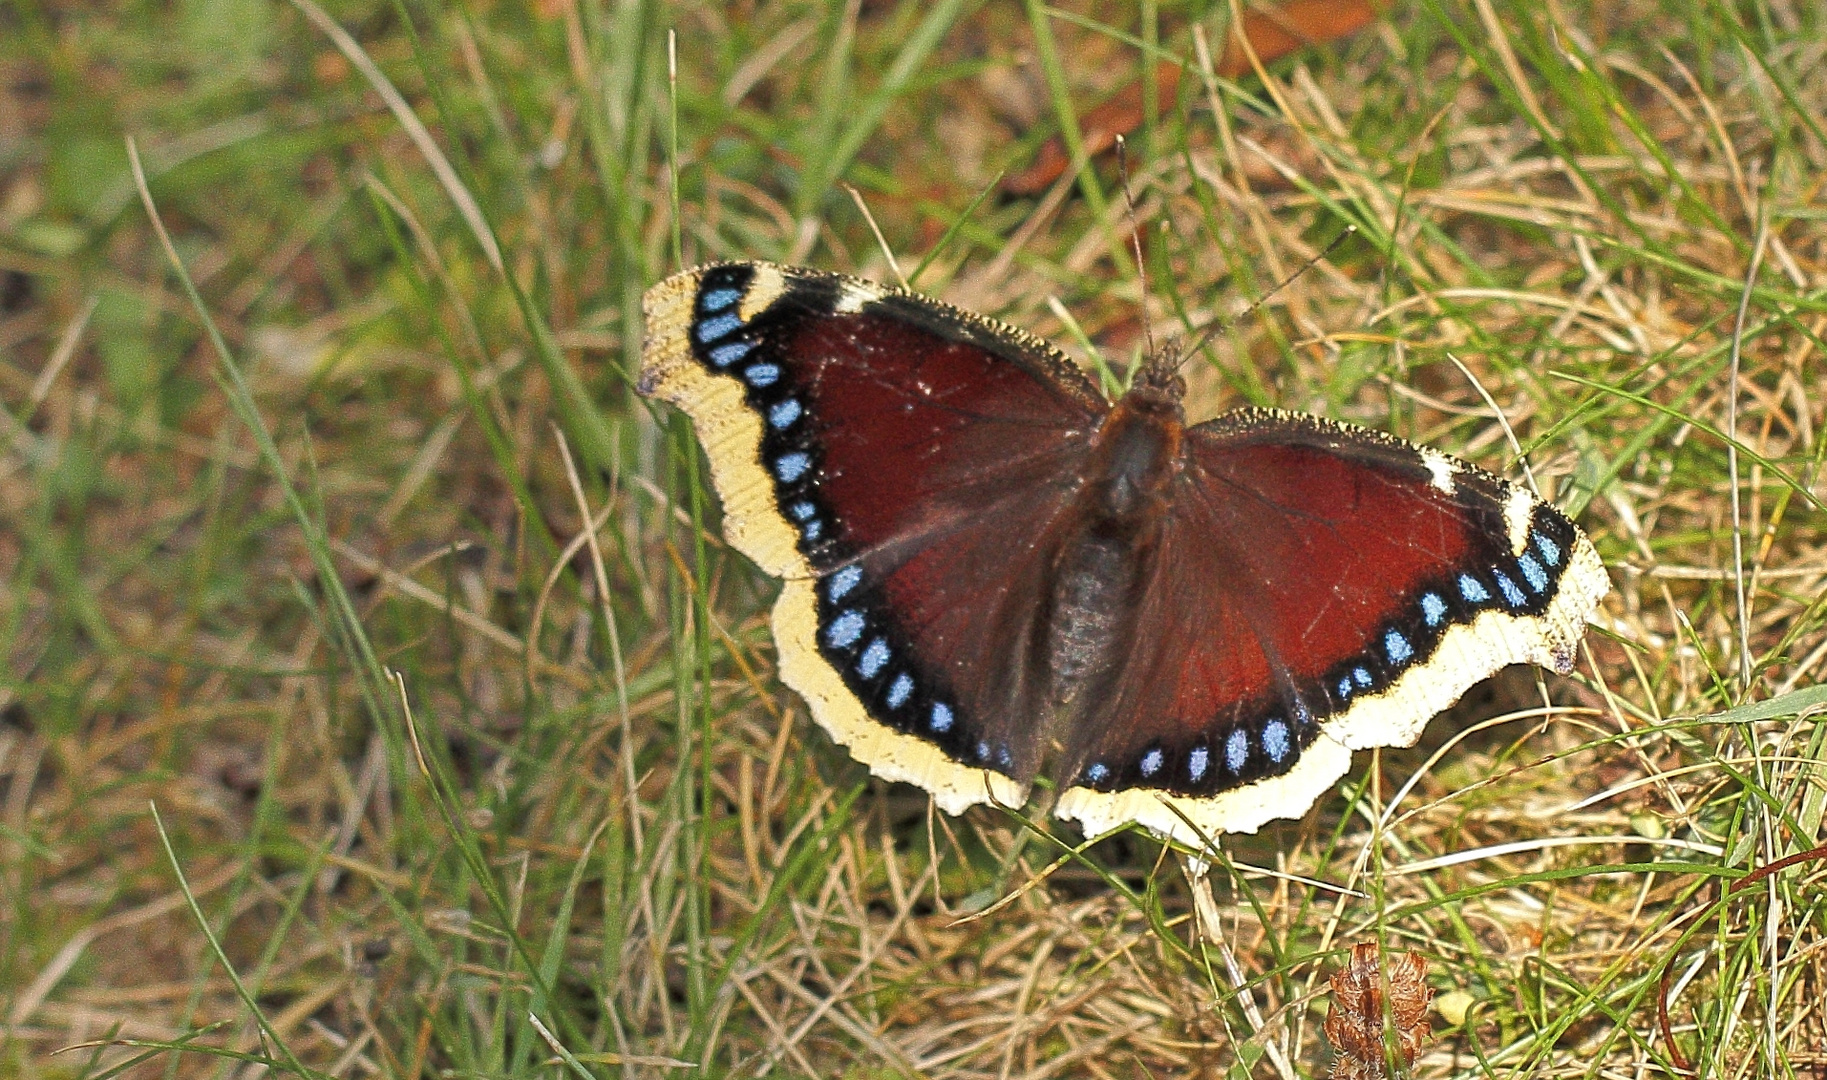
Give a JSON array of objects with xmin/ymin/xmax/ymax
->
[
  {"xmin": 1180, "ymin": 224, "xmax": 1359, "ymax": 366},
  {"xmin": 1115, "ymin": 135, "xmax": 1159, "ymax": 367}
]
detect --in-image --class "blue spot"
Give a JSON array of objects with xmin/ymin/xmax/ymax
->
[
  {"xmin": 1535, "ymin": 531, "xmax": 1562, "ymax": 567},
  {"xmin": 1139, "ymin": 748, "xmax": 1163, "ymax": 777},
  {"xmin": 930, "ymin": 703, "xmax": 953, "ymax": 732},
  {"xmin": 700, "ymin": 287, "xmax": 740, "ymax": 312},
  {"xmin": 1188, "ymin": 746, "xmax": 1209, "ymax": 782},
  {"xmin": 773, "ymin": 452, "xmax": 810, "ymax": 482},
  {"xmin": 1338, "ymin": 677, "xmax": 1353, "ymax": 700},
  {"xmin": 695, "ymin": 313, "xmax": 740, "ymax": 343},
  {"xmin": 997, "ymin": 745, "xmax": 1012, "ymax": 768},
  {"xmin": 1226, "ymin": 728, "xmax": 1249, "ymax": 773},
  {"xmin": 827, "ymin": 565, "xmax": 862, "ymax": 600},
  {"xmin": 768, "ymin": 399, "xmax": 801, "ymax": 429},
  {"xmin": 977, "ymin": 741, "xmax": 991, "ymax": 761},
  {"xmin": 1460, "ymin": 573, "xmax": 1491, "ymax": 603},
  {"xmin": 1495, "ymin": 570, "xmax": 1527, "ymax": 608},
  {"xmin": 1386, "ymin": 628, "xmax": 1413, "ymax": 665},
  {"xmin": 802, "ymin": 519, "xmax": 822, "ymax": 541},
  {"xmin": 1084, "ymin": 762, "xmax": 1110, "ymax": 785},
  {"xmin": 1264, "ymin": 719, "xmax": 1290, "ymax": 763},
  {"xmin": 857, "ymin": 639, "xmax": 890, "ymax": 679},
  {"xmin": 744, "ymin": 363, "xmax": 780, "ymax": 387},
  {"xmin": 1354, "ymin": 667, "xmax": 1373, "ymax": 688},
  {"xmin": 1519, "ymin": 553, "xmax": 1549, "ymax": 593},
  {"xmin": 1421, "ymin": 592, "xmax": 1448, "ymax": 627},
  {"xmin": 886, "ymin": 674, "xmax": 913, "ymax": 709},
  {"xmin": 789, "ymin": 500, "xmax": 816, "ymax": 521},
  {"xmin": 825, "ymin": 610, "xmax": 864, "ymax": 649},
  {"xmin": 707, "ymin": 341, "xmax": 752, "ymax": 367}
]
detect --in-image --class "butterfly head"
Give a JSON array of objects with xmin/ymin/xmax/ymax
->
[{"xmin": 1130, "ymin": 338, "xmax": 1187, "ymax": 401}]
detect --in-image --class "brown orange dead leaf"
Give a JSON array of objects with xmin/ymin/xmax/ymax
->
[
  {"xmin": 1004, "ymin": 1, "xmax": 1385, "ymax": 196},
  {"xmin": 1324, "ymin": 941, "xmax": 1433, "ymax": 1080}
]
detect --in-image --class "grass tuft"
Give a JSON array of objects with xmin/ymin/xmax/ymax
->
[{"xmin": 3, "ymin": 1, "xmax": 1825, "ymax": 1077}]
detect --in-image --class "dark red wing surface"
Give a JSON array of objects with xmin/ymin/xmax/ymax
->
[
  {"xmin": 1061, "ymin": 408, "xmax": 1581, "ymax": 797},
  {"xmin": 671, "ymin": 265, "xmax": 1109, "ymax": 781}
]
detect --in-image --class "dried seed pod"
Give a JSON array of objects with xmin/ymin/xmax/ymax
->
[{"xmin": 1324, "ymin": 941, "xmax": 1433, "ymax": 1079}]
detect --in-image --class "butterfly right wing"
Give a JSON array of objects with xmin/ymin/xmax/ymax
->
[{"xmin": 1055, "ymin": 408, "xmax": 1608, "ymax": 845}]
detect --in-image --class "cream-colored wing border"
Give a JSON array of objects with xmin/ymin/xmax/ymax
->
[
  {"xmin": 1055, "ymin": 732, "xmax": 1354, "ymax": 845},
  {"xmin": 641, "ymin": 267, "xmax": 1027, "ymax": 815},
  {"xmin": 642, "ymin": 270, "xmax": 804, "ymax": 578},
  {"xmin": 775, "ymin": 579, "xmax": 1028, "ymax": 814}
]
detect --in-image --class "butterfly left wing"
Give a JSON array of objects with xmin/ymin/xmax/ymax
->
[
  {"xmin": 641, "ymin": 262, "xmax": 1109, "ymax": 813},
  {"xmin": 1054, "ymin": 408, "xmax": 1610, "ymax": 845}
]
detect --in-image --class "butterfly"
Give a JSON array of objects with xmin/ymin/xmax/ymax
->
[{"xmin": 639, "ymin": 262, "xmax": 1609, "ymax": 845}]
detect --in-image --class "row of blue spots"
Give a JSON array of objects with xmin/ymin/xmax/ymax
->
[
  {"xmin": 821, "ymin": 565, "xmax": 957, "ymax": 738},
  {"xmin": 691, "ymin": 294, "xmax": 772, "ymax": 394},
  {"xmin": 693, "ymin": 280, "xmax": 828, "ymax": 550},
  {"xmin": 1224, "ymin": 716, "xmax": 1293, "ymax": 775},
  {"xmin": 1083, "ymin": 711, "xmax": 1300, "ymax": 792},
  {"xmin": 786, "ymin": 498, "xmax": 828, "ymax": 545},
  {"xmin": 788, "ymin": 499, "xmax": 825, "ymax": 542},
  {"xmin": 693, "ymin": 290, "xmax": 761, "ymax": 375},
  {"xmin": 694, "ymin": 282, "xmax": 750, "ymax": 369},
  {"xmin": 1338, "ymin": 664, "xmax": 1374, "ymax": 702},
  {"xmin": 1343, "ymin": 525, "xmax": 1571, "ymax": 707}
]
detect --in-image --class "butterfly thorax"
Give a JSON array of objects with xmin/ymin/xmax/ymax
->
[
  {"xmin": 1089, "ymin": 384, "xmax": 1184, "ymax": 520},
  {"xmin": 1041, "ymin": 385, "xmax": 1185, "ymax": 726}
]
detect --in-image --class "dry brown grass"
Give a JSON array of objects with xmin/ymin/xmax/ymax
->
[{"xmin": 3, "ymin": 1, "xmax": 1826, "ymax": 1077}]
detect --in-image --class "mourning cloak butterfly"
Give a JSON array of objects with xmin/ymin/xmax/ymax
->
[{"xmin": 639, "ymin": 262, "xmax": 1609, "ymax": 845}]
